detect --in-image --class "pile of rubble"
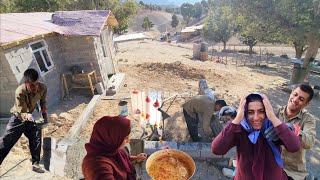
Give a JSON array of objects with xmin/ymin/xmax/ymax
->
[
  {"xmin": 136, "ymin": 61, "xmax": 208, "ymax": 80},
  {"xmin": 10, "ymin": 103, "xmax": 87, "ymax": 156}
]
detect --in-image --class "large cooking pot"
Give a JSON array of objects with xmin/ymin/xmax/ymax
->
[{"xmin": 146, "ymin": 149, "xmax": 196, "ymax": 180}]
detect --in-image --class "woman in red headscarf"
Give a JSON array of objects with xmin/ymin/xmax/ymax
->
[{"xmin": 82, "ymin": 116, "xmax": 147, "ymax": 180}]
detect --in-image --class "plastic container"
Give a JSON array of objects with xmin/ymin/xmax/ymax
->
[
  {"xmin": 222, "ymin": 168, "xmax": 235, "ymax": 178},
  {"xmin": 118, "ymin": 100, "xmax": 128, "ymax": 117},
  {"xmin": 200, "ymin": 42, "xmax": 208, "ymax": 52}
]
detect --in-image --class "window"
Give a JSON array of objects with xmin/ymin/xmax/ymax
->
[{"xmin": 29, "ymin": 40, "xmax": 54, "ymax": 74}]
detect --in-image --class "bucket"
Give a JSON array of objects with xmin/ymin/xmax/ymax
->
[
  {"xmin": 118, "ymin": 100, "xmax": 128, "ymax": 117},
  {"xmin": 200, "ymin": 52, "xmax": 208, "ymax": 61},
  {"xmin": 200, "ymin": 42, "xmax": 208, "ymax": 52}
]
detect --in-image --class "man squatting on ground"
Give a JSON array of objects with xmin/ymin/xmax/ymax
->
[
  {"xmin": 277, "ymin": 84, "xmax": 316, "ymax": 180},
  {"xmin": 0, "ymin": 68, "xmax": 48, "ymax": 173},
  {"xmin": 182, "ymin": 94, "xmax": 227, "ymax": 142}
]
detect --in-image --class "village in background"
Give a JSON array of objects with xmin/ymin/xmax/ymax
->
[{"xmin": 0, "ymin": 0, "xmax": 319, "ymax": 179}]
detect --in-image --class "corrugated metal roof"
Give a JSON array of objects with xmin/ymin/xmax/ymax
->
[
  {"xmin": 0, "ymin": 12, "xmax": 60, "ymax": 45},
  {"xmin": 52, "ymin": 10, "xmax": 110, "ymax": 36},
  {"xmin": 114, "ymin": 33, "xmax": 151, "ymax": 42},
  {"xmin": 181, "ymin": 24, "xmax": 204, "ymax": 33},
  {"xmin": 0, "ymin": 10, "xmax": 116, "ymax": 46}
]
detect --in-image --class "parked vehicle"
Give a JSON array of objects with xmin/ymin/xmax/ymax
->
[{"xmin": 310, "ymin": 59, "xmax": 320, "ymax": 74}]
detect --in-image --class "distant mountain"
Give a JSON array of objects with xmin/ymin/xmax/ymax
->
[{"xmin": 137, "ymin": 0, "xmax": 202, "ymax": 7}]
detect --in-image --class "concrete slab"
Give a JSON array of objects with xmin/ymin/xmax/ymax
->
[
  {"xmin": 138, "ymin": 159, "xmax": 228, "ymax": 180},
  {"xmin": 177, "ymin": 142, "xmax": 201, "ymax": 158},
  {"xmin": 67, "ymin": 95, "xmax": 101, "ymax": 138},
  {"xmin": 143, "ymin": 141, "xmax": 234, "ymax": 160},
  {"xmin": 105, "ymin": 73, "xmax": 125, "ymax": 95},
  {"xmin": 144, "ymin": 141, "xmax": 177, "ymax": 155},
  {"xmin": 200, "ymin": 142, "xmax": 218, "ymax": 159},
  {"xmin": 48, "ymin": 94, "xmax": 101, "ymax": 177}
]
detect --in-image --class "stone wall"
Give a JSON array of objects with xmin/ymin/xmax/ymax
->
[
  {"xmin": 0, "ymin": 35, "xmax": 65, "ymax": 115},
  {"xmin": 93, "ymin": 26, "xmax": 117, "ymax": 88},
  {"xmin": 43, "ymin": 36, "xmax": 66, "ymax": 108},
  {"xmin": 93, "ymin": 36, "xmax": 109, "ymax": 87},
  {"xmin": 102, "ymin": 26, "xmax": 116, "ymax": 74},
  {"xmin": 59, "ymin": 36, "xmax": 96, "ymax": 69},
  {"xmin": 0, "ymin": 30, "xmax": 117, "ymax": 115},
  {"xmin": 0, "ymin": 50, "xmax": 18, "ymax": 116},
  {"xmin": 59, "ymin": 36, "xmax": 106, "ymax": 84},
  {"xmin": 106, "ymin": 25, "xmax": 116, "ymax": 59}
]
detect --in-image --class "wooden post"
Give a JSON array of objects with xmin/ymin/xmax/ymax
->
[
  {"xmin": 259, "ymin": 46, "xmax": 262, "ymax": 62},
  {"xmin": 88, "ymin": 72, "xmax": 95, "ymax": 96},
  {"xmin": 61, "ymin": 75, "xmax": 65, "ymax": 100},
  {"xmin": 266, "ymin": 49, "xmax": 269, "ymax": 65},
  {"xmin": 93, "ymin": 71, "xmax": 97, "ymax": 83},
  {"xmin": 62, "ymin": 74, "xmax": 69, "ymax": 98},
  {"xmin": 225, "ymin": 56, "xmax": 228, "ymax": 66},
  {"xmin": 211, "ymin": 44, "xmax": 214, "ymax": 61}
]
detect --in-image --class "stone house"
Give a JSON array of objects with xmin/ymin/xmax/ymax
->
[
  {"xmin": 0, "ymin": 10, "xmax": 120, "ymax": 116},
  {"xmin": 180, "ymin": 24, "xmax": 204, "ymax": 41}
]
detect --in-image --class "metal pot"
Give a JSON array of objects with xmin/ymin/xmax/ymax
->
[{"xmin": 146, "ymin": 149, "xmax": 196, "ymax": 180}]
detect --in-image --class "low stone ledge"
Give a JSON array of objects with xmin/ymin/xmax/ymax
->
[
  {"xmin": 67, "ymin": 95, "xmax": 101, "ymax": 139},
  {"xmin": 144, "ymin": 141, "xmax": 178, "ymax": 154},
  {"xmin": 178, "ymin": 142, "xmax": 201, "ymax": 158},
  {"xmin": 47, "ymin": 94, "xmax": 101, "ymax": 178},
  {"xmin": 105, "ymin": 73, "xmax": 125, "ymax": 95},
  {"xmin": 46, "ymin": 138, "xmax": 235, "ymax": 178},
  {"xmin": 143, "ymin": 141, "xmax": 235, "ymax": 160}
]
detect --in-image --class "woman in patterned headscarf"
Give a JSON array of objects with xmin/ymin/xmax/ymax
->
[{"xmin": 82, "ymin": 116, "xmax": 147, "ymax": 180}]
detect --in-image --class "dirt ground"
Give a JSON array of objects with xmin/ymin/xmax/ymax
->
[{"xmin": 1, "ymin": 39, "xmax": 319, "ymax": 179}]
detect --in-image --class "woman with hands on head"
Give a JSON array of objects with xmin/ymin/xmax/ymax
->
[
  {"xmin": 82, "ymin": 116, "xmax": 147, "ymax": 180},
  {"xmin": 211, "ymin": 93, "xmax": 300, "ymax": 180}
]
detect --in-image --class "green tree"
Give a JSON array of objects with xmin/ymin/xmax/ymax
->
[
  {"xmin": 113, "ymin": 0, "xmax": 138, "ymax": 34},
  {"xmin": 0, "ymin": 0, "xmax": 16, "ymax": 13},
  {"xmin": 138, "ymin": 1, "xmax": 144, "ymax": 6},
  {"xmin": 203, "ymin": 5, "xmax": 235, "ymax": 51},
  {"xmin": 141, "ymin": 16, "xmax": 154, "ymax": 31},
  {"xmin": 240, "ymin": 35, "xmax": 258, "ymax": 54},
  {"xmin": 171, "ymin": 14, "xmax": 179, "ymax": 29},
  {"xmin": 193, "ymin": 2, "xmax": 203, "ymax": 19},
  {"xmin": 201, "ymin": 0, "xmax": 209, "ymax": 14},
  {"xmin": 233, "ymin": 0, "xmax": 320, "ymax": 82},
  {"xmin": 180, "ymin": 3, "xmax": 193, "ymax": 25},
  {"xmin": 14, "ymin": 0, "xmax": 60, "ymax": 12}
]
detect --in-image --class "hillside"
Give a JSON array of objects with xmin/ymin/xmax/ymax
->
[
  {"xmin": 137, "ymin": 0, "xmax": 202, "ymax": 6},
  {"xmin": 128, "ymin": 10, "xmax": 183, "ymax": 36}
]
